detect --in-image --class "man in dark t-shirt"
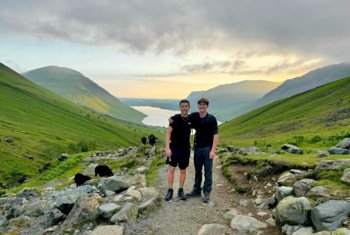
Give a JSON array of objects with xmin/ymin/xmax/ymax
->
[
  {"xmin": 187, "ymin": 98, "xmax": 218, "ymax": 203},
  {"xmin": 165, "ymin": 99, "xmax": 192, "ymax": 201}
]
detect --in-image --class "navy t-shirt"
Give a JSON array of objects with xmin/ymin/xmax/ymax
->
[
  {"xmin": 169, "ymin": 114, "xmax": 191, "ymax": 148},
  {"xmin": 190, "ymin": 112, "xmax": 218, "ymax": 148}
]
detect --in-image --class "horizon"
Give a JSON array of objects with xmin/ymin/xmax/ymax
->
[{"xmin": 1, "ymin": 1, "xmax": 350, "ymax": 98}]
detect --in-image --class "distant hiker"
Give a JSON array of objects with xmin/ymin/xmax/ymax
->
[
  {"xmin": 148, "ymin": 134, "xmax": 157, "ymax": 146},
  {"xmin": 74, "ymin": 173, "xmax": 91, "ymax": 187},
  {"xmin": 165, "ymin": 99, "xmax": 192, "ymax": 201},
  {"xmin": 95, "ymin": 165, "xmax": 114, "ymax": 177},
  {"xmin": 141, "ymin": 136, "xmax": 147, "ymax": 145}
]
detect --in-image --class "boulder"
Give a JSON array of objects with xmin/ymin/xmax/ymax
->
[
  {"xmin": 230, "ymin": 215, "xmax": 267, "ymax": 234},
  {"xmin": 198, "ymin": 224, "xmax": 231, "ymax": 235},
  {"xmin": 90, "ymin": 225, "xmax": 125, "ymax": 235},
  {"xmin": 336, "ymin": 138, "xmax": 350, "ymax": 149},
  {"xmin": 311, "ymin": 200, "xmax": 350, "ymax": 231},
  {"xmin": 275, "ymin": 196, "xmax": 311, "ymax": 225},
  {"xmin": 328, "ymin": 148, "xmax": 349, "ymax": 155},
  {"xmin": 110, "ymin": 202, "xmax": 138, "ymax": 224},
  {"xmin": 340, "ymin": 168, "xmax": 350, "ymax": 184}
]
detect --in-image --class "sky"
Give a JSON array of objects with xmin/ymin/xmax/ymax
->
[{"xmin": 1, "ymin": 0, "xmax": 350, "ymax": 98}]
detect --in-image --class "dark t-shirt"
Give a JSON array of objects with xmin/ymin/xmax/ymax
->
[
  {"xmin": 190, "ymin": 112, "xmax": 218, "ymax": 148},
  {"xmin": 169, "ymin": 114, "xmax": 191, "ymax": 148}
]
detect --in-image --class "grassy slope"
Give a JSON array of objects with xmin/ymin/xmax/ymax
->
[
  {"xmin": 0, "ymin": 63, "xmax": 163, "ymax": 187},
  {"xmin": 220, "ymin": 76, "xmax": 350, "ymax": 149},
  {"xmin": 23, "ymin": 66, "xmax": 146, "ymax": 123}
]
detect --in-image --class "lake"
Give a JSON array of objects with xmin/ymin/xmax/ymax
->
[
  {"xmin": 132, "ymin": 106, "xmax": 222, "ymax": 127},
  {"xmin": 131, "ymin": 106, "xmax": 177, "ymax": 127}
]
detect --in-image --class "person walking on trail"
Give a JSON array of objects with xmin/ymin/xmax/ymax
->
[
  {"xmin": 186, "ymin": 97, "xmax": 218, "ymax": 203},
  {"xmin": 165, "ymin": 99, "xmax": 192, "ymax": 201}
]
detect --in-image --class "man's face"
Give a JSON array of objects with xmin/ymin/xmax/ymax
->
[
  {"xmin": 179, "ymin": 102, "xmax": 190, "ymax": 113},
  {"xmin": 198, "ymin": 102, "xmax": 208, "ymax": 112}
]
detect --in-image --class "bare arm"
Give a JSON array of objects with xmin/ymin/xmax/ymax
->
[
  {"xmin": 166, "ymin": 126, "xmax": 173, "ymax": 157},
  {"xmin": 209, "ymin": 134, "xmax": 218, "ymax": 159}
]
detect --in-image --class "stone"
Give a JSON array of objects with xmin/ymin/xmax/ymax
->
[
  {"xmin": 230, "ymin": 215, "xmax": 267, "ymax": 234},
  {"xmin": 293, "ymin": 180, "xmax": 312, "ymax": 197},
  {"xmin": 90, "ymin": 225, "xmax": 125, "ymax": 235},
  {"xmin": 311, "ymin": 200, "xmax": 350, "ymax": 231},
  {"xmin": 340, "ymin": 168, "xmax": 350, "ymax": 184},
  {"xmin": 275, "ymin": 196, "xmax": 311, "ymax": 225},
  {"xmin": 98, "ymin": 203, "xmax": 121, "ymax": 219},
  {"xmin": 276, "ymin": 186, "xmax": 294, "ymax": 201},
  {"xmin": 198, "ymin": 224, "xmax": 230, "ymax": 235},
  {"xmin": 110, "ymin": 202, "xmax": 138, "ymax": 224}
]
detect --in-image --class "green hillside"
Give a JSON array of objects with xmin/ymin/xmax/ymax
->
[
  {"xmin": 220, "ymin": 76, "xmax": 350, "ymax": 148},
  {"xmin": 0, "ymin": 63, "xmax": 162, "ymax": 188},
  {"xmin": 23, "ymin": 66, "xmax": 146, "ymax": 123}
]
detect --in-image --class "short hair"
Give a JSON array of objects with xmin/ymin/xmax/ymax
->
[
  {"xmin": 179, "ymin": 99, "xmax": 190, "ymax": 106},
  {"xmin": 197, "ymin": 97, "xmax": 209, "ymax": 105}
]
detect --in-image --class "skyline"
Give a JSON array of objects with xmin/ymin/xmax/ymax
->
[{"xmin": 1, "ymin": 0, "xmax": 350, "ymax": 98}]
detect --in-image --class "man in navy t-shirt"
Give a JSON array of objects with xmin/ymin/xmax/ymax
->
[
  {"xmin": 165, "ymin": 99, "xmax": 192, "ymax": 201},
  {"xmin": 187, "ymin": 98, "xmax": 218, "ymax": 203}
]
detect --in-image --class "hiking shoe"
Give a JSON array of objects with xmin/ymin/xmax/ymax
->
[
  {"xmin": 185, "ymin": 190, "xmax": 201, "ymax": 197},
  {"xmin": 165, "ymin": 188, "xmax": 173, "ymax": 201},
  {"xmin": 177, "ymin": 188, "xmax": 186, "ymax": 200},
  {"xmin": 202, "ymin": 193, "xmax": 210, "ymax": 203}
]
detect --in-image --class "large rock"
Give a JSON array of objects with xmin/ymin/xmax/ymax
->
[
  {"xmin": 98, "ymin": 203, "xmax": 122, "ymax": 219},
  {"xmin": 293, "ymin": 179, "xmax": 313, "ymax": 197},
  {"xmin": 306, "ymin": 186, "xmax": 330, "ymax": 198},
  {"xmin": 311, "ymin": 200, "xmax": 350, "ymax": 231},
  {"xmin": 230, "ymin": 215, "xmax": 267, "ymax": 234},
  {"xmin": 292, "ymin": 227, "xmax": 314, "ymax": 235},
  {"xmin": 98, "ymin": 177, "xmax": 130, "ymax": 193},
  {"xmin": 277, "ymin": 172, "xmax": 297, "ymax": 186},
  {"xmin": 276, "ymin": 186, "xmax": 294, "ymax": 201},
  {"xmin": 138, "ymin": 197, "xmax": 160, "ymax": 214},
  {"xmin": 336, "ymin": 138, "xmax": 350, "ymax": 149},
  {"xmin": 275, "ymin": 196, "xmax": 311, "ymax": 225},
  {"xmin": 90, "ymin": 225, "xmax": 125, "ymax": 235},
  {"xmin": 328, "ymin": 147, "xmax": 349, "ymax": 155},
  {"xmin": 281, "ymin": 144, "xmax": 303, "ymax": 154},
  {"xmin": 340, "ymin": 168, "xmax": 350, "ymax": 184},
  {"xmin": 198, "ymin": 224, "xmax": 231, "ymax": 235},
  {"xmin": 110, "ymin": 202, "xmax": 138, "ymax": 224},
  {"xmin": 315, "ymin": 160, "xmax": 350, "ymax": 171},
  {"xmin": 60, "ymin": 193, "xmax": 101, "ymax": 229},
  {"xmin": 54, "ymin": 185, "xmax": 96, "ymax": 214}
]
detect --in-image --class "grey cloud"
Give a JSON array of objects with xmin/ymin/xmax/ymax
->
[
  {"xmin": 181, "ymin": 58, "xmax": 319, "ymax": 75},
  {"xmin": 1, "ymin": 0, "xmax": 350, "ymax": 60}
]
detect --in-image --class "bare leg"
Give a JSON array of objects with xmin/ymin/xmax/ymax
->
[
  {"xmin": 167, "ymin": 166, "xmax": 175, "ymax": 188},
  {"xmin": 179, "ymin": 169, "xmax": 186, "ymax": 187}
]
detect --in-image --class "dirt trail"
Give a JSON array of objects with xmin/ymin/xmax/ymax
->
[{"xmin": 125, "ymin": 153, "xmax": 282, "ymax": 235}]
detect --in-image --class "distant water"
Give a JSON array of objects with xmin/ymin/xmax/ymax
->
[
  {"xmin": 132, "ymin": 106, "xmax": 177, "ymax": 127},
  {"xmin": 132, "ymin": 106, "xmax": 222, "ymax": 127}
]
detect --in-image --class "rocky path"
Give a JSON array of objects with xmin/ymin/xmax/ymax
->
[{"xmin": 125, "ymin": 153, "xmax": 281, "ymax": 235}]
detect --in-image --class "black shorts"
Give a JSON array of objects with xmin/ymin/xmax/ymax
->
[{"xmin": 166, "ymin": 146, "xmax": 190, "ymax": 169}]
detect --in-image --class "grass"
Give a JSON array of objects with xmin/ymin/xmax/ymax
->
[
  {"xmin": 145, "ymin": 151, "xmax": 166, "ymax": 187},
  {"xmin": 23, "ymin": 66, "xmax": 146, "ymax": 123},
  {"xmin": 219, "ymin": 76, "xmax": 350, "ymax": 150},
  {"xmin": 0, "ymin": 63, "xmax": 165, "ymax": 188}
]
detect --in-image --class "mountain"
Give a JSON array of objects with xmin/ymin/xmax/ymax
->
[
  {"xmin": 253, "ymin": 62, "xmax": 350, "ymax": 109},
  {"xmin": 23, "ymin": 66, "xmax": 146, "ymax": 123},
  {"xmin": 0, "ymin": 63, "xmax": 159, "ymax": 188},
  {"xmin": 120, "ymin": 98, "xmax": 179, "ymax": 110},
  {"xmin": 219, "ymin": 75, "xmax": 350, "ymax": 147},
  {"xmin": 186, "ymin": 80, "xmax": 281, "ymax": 121}
]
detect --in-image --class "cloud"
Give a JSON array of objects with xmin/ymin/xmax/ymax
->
[
  {"xmin": 1, "ymin": 0, "xmax": 350, "ymax": 60},
  {"xmin": 181, "ymin": 57, "xmax": 321, "ymax": 75}
]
